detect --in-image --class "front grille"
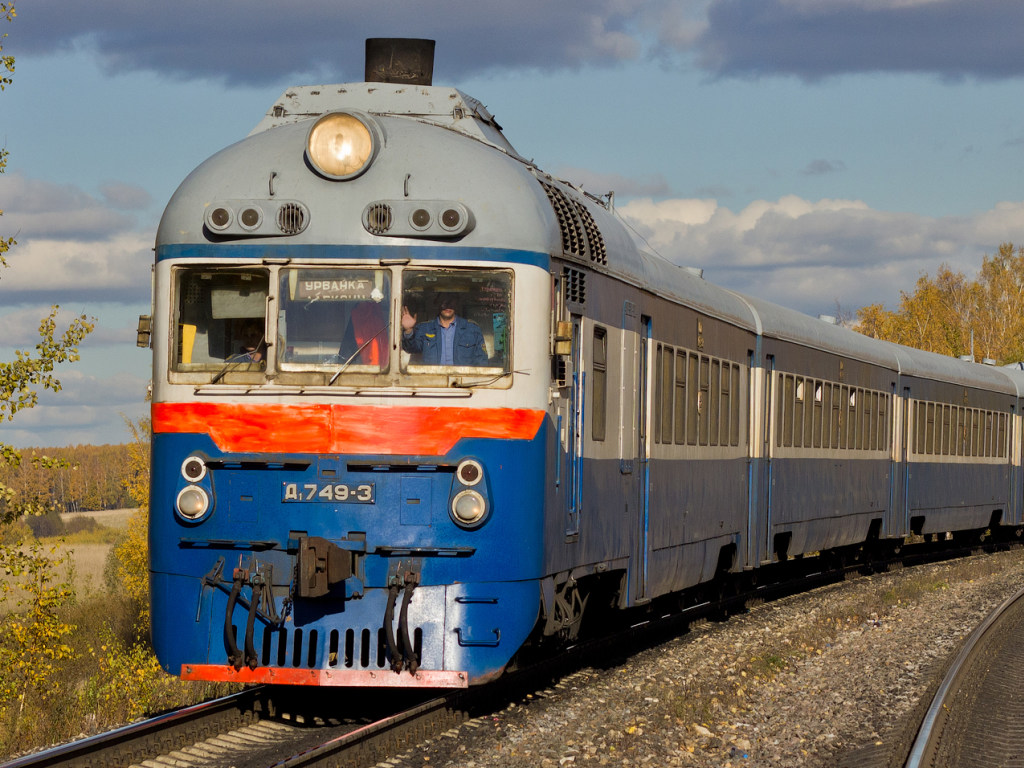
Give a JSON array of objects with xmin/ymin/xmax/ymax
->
[{"xmin": 243, "ymin": 624, "xmax": 423, "ymax": 669}]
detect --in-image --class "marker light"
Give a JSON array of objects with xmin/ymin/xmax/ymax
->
[
  {"xmin": 451, "ymin": 489, "xmax": 487, "ymax": 527},
  {"xmin": 176, "ymin": 486, "xmax": 210, "ymax": 520},
  {"xmin": 181, "ymin": 455, "xmax": 208, "ymax": 482},
  {"xmin": 306, "ymin": 112, "xmax": 376, "ymax": 180},
  {"xmin": 456, "ymin": 459, "xmax": 484, "ymax": 487},
  {"xmin": 207, "ymin": 206, "xmax": 233, "ymax": 231}
]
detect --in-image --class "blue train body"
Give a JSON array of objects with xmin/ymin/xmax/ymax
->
[{"xmin": 144, "ymin": 40, "xmax": 1024, "ymax": 688}]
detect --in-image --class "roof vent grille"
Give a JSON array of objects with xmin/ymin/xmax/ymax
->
[
  {"xmin": 541, "ymin": 181, "xmax": 607, "ymax": 265},
  {"xmin": 574, "ymin": 201, "xmax": 607, "ymax": 265}
]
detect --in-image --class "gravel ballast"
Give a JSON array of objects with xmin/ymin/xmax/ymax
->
[{"xmin": 392, "ymin": 548, "xmax": 1024, "ymax": 767}]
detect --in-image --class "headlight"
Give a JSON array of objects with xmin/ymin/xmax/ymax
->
[
  {"xmin": 306, "ymin": 112, "xmax": 376, "ymax": 180},
  {"xmin": 176, "ymin": 486, "xmax": 210, "ymax": 520},
  {"xmin": 451, "ymin": 489, "xmax": 487, "ymax": 528}
]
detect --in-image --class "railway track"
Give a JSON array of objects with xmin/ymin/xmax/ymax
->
[
  {"xmin": 0, "ymin": 685, "xmax": 469, "ymax": 768},
  {"xmin": 901, "ymin": 581, "xmax": 1024, "ymax": 767},
  {"xmin": 3, "ymin": 534, "xmax": 1018, "ymax": 768}
]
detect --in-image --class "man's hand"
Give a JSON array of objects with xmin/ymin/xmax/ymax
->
[{"xmin": 401, "ymin": 305, "xmax": 416, "ymax": 333}]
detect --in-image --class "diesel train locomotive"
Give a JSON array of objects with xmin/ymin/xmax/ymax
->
[{"xmin": 142, "ymin": 39, "xmax": 1024, "ymax": 688}]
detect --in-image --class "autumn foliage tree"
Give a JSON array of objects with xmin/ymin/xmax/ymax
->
[
  {"xmin": 856, "ymin": 243, "xmax": 1024, "ymax": 364},
  {"xmin": 0, "ymin": 2, "xmax": 95, "ymax": 744}
]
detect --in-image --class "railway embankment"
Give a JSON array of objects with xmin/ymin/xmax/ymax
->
[{"xmin": 399, "ymin": 547, "xmax": 1024, "ymax": 767}]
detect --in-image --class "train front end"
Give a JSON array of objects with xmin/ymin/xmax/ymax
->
[{"xmin": 148, "ymin": 49, "xmax": 557, "ymax": 687}]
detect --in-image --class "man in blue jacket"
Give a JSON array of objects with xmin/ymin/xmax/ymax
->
[{"xmin": 401, "ymin": 293, "xmax": 489, "ymax": 366}]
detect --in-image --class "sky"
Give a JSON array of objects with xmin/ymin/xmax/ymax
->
[{"xmin": 2, "ymin": 0, "xmax": 1024, "ymax": 447}]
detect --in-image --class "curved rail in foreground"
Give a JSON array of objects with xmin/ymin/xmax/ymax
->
[
  {"xmin": 0, "ymin": 689, "xmax": 264, "ymax": 768},
  {"xmin": 905, "ymin": 582, "xmax": 1024, "ymax": 768}
]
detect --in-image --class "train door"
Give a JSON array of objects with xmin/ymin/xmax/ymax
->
[
  {"xmin": 634, "ymin": 315, "xmax": 653, "ymax": 602},
  {"xmin": 760, "ymin": 355, "xmax": 775, "ymax": 561},
  {"xmin": 565, "ymin": 315, "xmax": 584, "ymax": 538},
  {"xmin": 890, "ymin": 384, "xmax": 910, "ymax": 538},
  {"xmin": 1010, "ymin": 404, "xmax": 1020, "ymax": 525},
  {"xmin": 618, "ymin": 301, "xmax": 639, "ymax": 476}
]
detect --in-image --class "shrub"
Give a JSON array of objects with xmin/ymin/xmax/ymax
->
[
  {"xmin": 63, "ymin": 516, "xmax": 98, "ymax": 536},
  {"xmin": 23, "ymin": 510, "xmax": 65, "ymax": 539},
  {"xmin": 0, "ymin": 518, "xmax": 30, "ymax": 545}
]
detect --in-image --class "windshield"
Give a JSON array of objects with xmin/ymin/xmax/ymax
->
[
  {"xmin": 170, "ymin": 264, "xmax": 513, "ymax": 385},
  {"xmin": 277, "ymin": 268, "xmax": 391, "ymax": 370},
  {"xmin": 400, "ymin": 268, "xmax": 512, "ymax": 373},
  {"xmin": 173, "ymin": 268, "xmax": 270, "ymax": 373}
]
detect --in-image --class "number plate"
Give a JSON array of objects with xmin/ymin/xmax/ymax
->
[{"xmin": 282, "ymin": 482, "xmax": 375, "ymax": 504}]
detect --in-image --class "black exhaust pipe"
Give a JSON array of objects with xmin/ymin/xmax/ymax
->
[{"xmin": 365, "ymin": 38, "xmax": 435, "ymax": 86}]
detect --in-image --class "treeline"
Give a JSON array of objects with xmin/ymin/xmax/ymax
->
[
  {"xmin": 857, "ymin": 242, "xmax": 1024, "ymax": 364},
  {"xmin": 0, "ymin": 443, "xmax": 137, "ymax": 513}
]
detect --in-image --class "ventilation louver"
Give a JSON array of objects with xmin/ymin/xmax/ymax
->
[
  {"xmin": 563, "ymin": 266, "xmax": 586, "ymax": 305},
  {"xmin": 365, "ymin": 203, "xmax": 394, "ymax": 235},
  {"xmin": 541, "ymin": 182, "xmax": 608, "ymax": 265},
  {"xmin": 277, "ymin": 203, "xmax": 308, "ymax": 235}
]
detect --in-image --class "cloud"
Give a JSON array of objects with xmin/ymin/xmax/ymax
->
[
  {"xmin": 0, "ymin": 174, "xmax": 152, "ymax": 304},
  {"xmin": 13, "ymin": 1, "xmax": 1024, "ymax": 84},
  {"xmin": 0, "ymin": 232, "xmax": 151, "ymax": 304},
  {"xmin": 619, "ymin": 195, "xmax": 1024, "ymax": 315},
  {"xmin": 0, "ymin": 172, "xmax": 135, "ymax": 241},
  {"xmin": 802, "ymin": 159, "xmax": 846, "ymax": 176},
  {"xmin": 100, "ymin": 182, "xmax": 152, "ymax": 211},
  {"xmin": 2, "ymin": 370, "xmax": 149, "ymax": 448},
  {"xmin": 14, "ymin": 0, "xmax": 652, "ymax": 86},
  {"xmin": 692, "ymin": 0, "xmax": 1024, "ymax": 80},
  {"xmin": 0, "ymin": 305, "xmax": 136, "ymax": 347}
]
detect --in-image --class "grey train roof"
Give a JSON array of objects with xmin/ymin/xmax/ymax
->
[
  {"xmin": 162, "ymin": 75, "xmax": 1024, "ymax": 399},
  {"xmin": 250, "ymin": 83, "xmax": 522, "ymax": 159}
]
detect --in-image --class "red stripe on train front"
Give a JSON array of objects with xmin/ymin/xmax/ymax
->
[
  {"xmin": 152, "ymin": 402, "xmax": 545, "ymax": 455},
  {"xmin": 181, "ymin": 663, "xmax": 469, "ymax": 688}
]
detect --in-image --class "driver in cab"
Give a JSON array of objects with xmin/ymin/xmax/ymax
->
[{"xmin": 401, "ymin": 293, "xmax": 488, "ymax": 366}]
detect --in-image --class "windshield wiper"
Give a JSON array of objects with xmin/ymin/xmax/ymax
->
[
  {"xmin": 451, "ymin": 369, "xmax": 525, "ymax": 388},
  {"xmin": 209, "ymin": 335, "xmax": 267, "ymax": 385}
]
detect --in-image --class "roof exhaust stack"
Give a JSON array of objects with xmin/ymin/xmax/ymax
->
[{"xmin": 365, "ymin": 38, "xmax": 435, "ymax": 86}]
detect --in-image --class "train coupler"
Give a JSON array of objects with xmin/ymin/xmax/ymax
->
[{"xmin": 295, "ymin": 535, "xmax": 356, "ymax": 599}]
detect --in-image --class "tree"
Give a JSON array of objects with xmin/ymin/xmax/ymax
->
[
  {"xmin": 109, "ymin": 419, "xmax": 151, "ymax": 624},
  {"xmin": 0, "ymin": 1, "xmax": 94, "ymax": 522},
  {"xmin": 855, "ymin": 243, "xmax": 1024, "ymax": 365},
  {"xmin": 0, "ymin": 3, "xmax": 93, "ymax": 740}
]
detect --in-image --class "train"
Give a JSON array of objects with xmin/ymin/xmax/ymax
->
[{"xmin": 141, "ymin": 39, "xmax": 1024, "ymax": 688}]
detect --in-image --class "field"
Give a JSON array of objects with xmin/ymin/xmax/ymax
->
[
  {"xmin": 59, "ymin": 509, "xmax": 135, "ymax": 594},
  {"xmin": 2, "ymin": 509, "xmax": 137, "ymax": 613}
]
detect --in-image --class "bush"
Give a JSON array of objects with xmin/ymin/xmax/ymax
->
[
  {"xmin": 63, "ymin": 516, "xmax": 98, "ymax": 536},
  {"xmin": 0, "ymin": 518, "xmax": 30, "ymax": 545},
  {"xmin": 23, "ymin": 511, "xmax": 65, "ymax": 539}
]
